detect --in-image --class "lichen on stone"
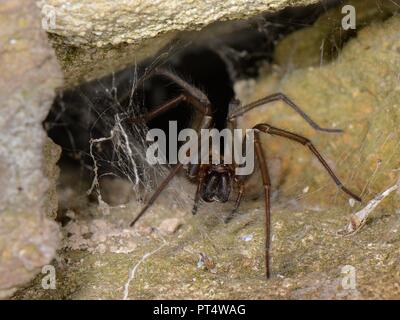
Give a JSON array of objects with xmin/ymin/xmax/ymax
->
[{"xmin": 0, "ymin": 0, "xmax": 62, "ymax": 298}]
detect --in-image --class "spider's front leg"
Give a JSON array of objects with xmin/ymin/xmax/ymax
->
[
  {"xmin": 251, "ymin": 123, "xmax": 361, "ymax": 279},
  {"xmin": 254, "ymin": 123, "xmax": 361, "ymax": 202},
  {"xmin": 127, "ymin": 94, "xmax": 188, "ymax": 124},
  {"xmin": 191, "ymin": 164, "xmax": 205, "ymax": 215},
  {"xmin": 128, "ymin": 70, "xmax": 214, "ymax": 227},
  {"xmin": 229, "ymin": 93, "xmax": 342, "ymax": 133},
  {"xmin": 127, "ymin": 69, "xmax": 212, "ymax": 125},
  {"xmin": 253, "ymin": 131, "xmax": 272, "ymax": 279}
]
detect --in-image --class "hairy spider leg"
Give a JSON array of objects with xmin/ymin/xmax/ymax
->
[
  {"xmin": 229, "ymin": 93, "xmax": 342, "ymax": 133},
  {"xmin": 254, "ymin": 130, "xmax": 272, "ymax": 279},
  {"xmin": 254, "ymin": 123, "xmax": 361, "ymax": 202},
  {"xmin": 129, "ymin": 70, "xmax": 213, "ymax": 226},
  {"xmin": 235, "ymin": 123, "xmax": 361, "ymax": 279},
  {"xmin": 228, "ymin": 97, "xmax": 361, "ymax": 278},
  {"xmin": 130, "ymin": 163, "xmax": 183, "ymax": 227},
  {"xmin": 192, "ymin": 166, "xmax": 206, "ymax": 215}
]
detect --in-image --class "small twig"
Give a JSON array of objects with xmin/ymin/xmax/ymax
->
[
  {"xmin": 339, "ymin": 177, "xmax": 400, "ymax": 236},
  {"xmin": 122, "ymin": 236, "xmax": 167, "ymax": 300}
]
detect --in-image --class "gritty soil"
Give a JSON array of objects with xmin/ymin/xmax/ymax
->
[{"xmin": 12, "ymin": 169, "xmax": 400, "ymax": 299}]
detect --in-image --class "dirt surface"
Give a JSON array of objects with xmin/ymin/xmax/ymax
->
[{"xmin": 12, "ymin": 172, "xmax": 400, "ymax": 299}]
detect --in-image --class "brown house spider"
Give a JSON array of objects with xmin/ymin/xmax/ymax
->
[{"xmin": 129, "ymin": 69, "xmax": 361, "ymax": 278}]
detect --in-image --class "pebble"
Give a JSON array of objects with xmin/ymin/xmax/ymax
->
[{"xmin": 158, "ymin": 218, "xmax": 182, "ymax": 234}]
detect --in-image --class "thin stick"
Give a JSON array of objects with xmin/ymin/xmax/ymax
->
[
  {"xmin": 339, "ymin": 178, "xmax": 400, "ymax": 236},
  {"xmin": 123, "ymin": 238, "xmax": 167, "ymax": 300}
]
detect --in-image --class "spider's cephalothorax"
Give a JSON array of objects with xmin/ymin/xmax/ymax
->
[{"xmin": 128, "ymin": 69, "xmax": 361, "ymax": 279}]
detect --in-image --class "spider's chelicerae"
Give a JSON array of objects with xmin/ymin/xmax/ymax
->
[{"xmin": 129, "ymin": 69, "xmax": 361, "ymax": 279}]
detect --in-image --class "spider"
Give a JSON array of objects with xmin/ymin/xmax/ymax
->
[{"xmin": 128, "ymin": 68, "xmax": 361, "ymax": 279}]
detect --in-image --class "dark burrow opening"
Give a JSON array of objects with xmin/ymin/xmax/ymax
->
[{"xmin": 44, "ymin": 47, "xmax": 236, "ymax": 183}]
